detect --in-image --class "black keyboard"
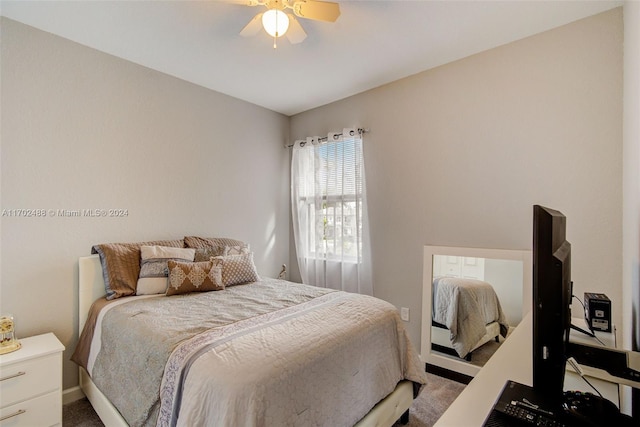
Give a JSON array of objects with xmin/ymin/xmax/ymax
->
[
  {"xmin": 483, "ymin": 381, "xmax": 567, "ymax": 427},
  {"xmin": 606, "ymin": 366, "xmax": 640, "ymax": 382},
  {"xmin": 502, "ymin": 401, "xmax": 566, "ymax": 427}
]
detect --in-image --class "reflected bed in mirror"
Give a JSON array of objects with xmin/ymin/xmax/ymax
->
[{"xmin": 421, "ymin": 246, "xmax": 532, "ymax": 378}]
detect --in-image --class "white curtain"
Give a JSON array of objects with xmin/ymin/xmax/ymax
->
[{"xmin": 291, "ymin": 128, "xmax": 372, "ymax": 295}]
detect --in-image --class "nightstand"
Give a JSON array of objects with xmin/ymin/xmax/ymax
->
[{"xmin": 0, "ymin": 333, "xmax": 64, "ymax": 426}]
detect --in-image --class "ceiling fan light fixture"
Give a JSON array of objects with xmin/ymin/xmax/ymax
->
[{"xmin": 262, "ymin": 9, "xmax": 289, "ymax": 38}]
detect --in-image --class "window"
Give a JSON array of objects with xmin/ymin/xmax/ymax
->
[{"xmin": 291, "ymin": 129, "xmax": 371, "ymax": 294}]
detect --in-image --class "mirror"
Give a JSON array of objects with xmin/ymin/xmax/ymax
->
[{"xmin": 421, "ymin": 245, "xmax": 532, "ymax": 377}]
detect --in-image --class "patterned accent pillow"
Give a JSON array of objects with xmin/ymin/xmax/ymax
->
[
  {"xmin": 193, "ymin": 246, "xmax": 225, "ymax": 262},
  {"xmin": 91, "ymin": 239, "xmax": 185, "ymax": 299},
  {"xmin": 166, "ymin": 260, "xmax": 224, "ymax": 296},
  {"xmin": 223, "ymin": 244, "xmax": 250, "ymax": 256},
  {"xmin": 184, "ymin": 236, "xmax": 246, "ymax": 249},
  {"xmin": 212, "ymin": 252, "xmax": 260, "ymax": 287},
  {"xmin": 137, "ymin": 246, "xmax": 196, "ymax": 295}
]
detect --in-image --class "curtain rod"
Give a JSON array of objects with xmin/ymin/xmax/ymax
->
[{"xmin": 285, "ymin": 128, "xmax": 369, "ymax": 148}]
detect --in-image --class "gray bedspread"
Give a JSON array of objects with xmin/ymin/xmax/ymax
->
[
  {"xmin": 432, "ymin": 276, "xmax": 508, "ymax": 357},
  {"xmin": 90, "ymin": 278, "xmax": 426, "ymax": 426}
]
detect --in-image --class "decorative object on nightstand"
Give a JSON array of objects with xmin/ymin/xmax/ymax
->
[
  {"xmin": 0, "ymin": 315, "xmax": 21, "ymax": 355},
  {"xmin": 278, "ymin": 264, "xmax": 287, "ymax": 280},
  {"xmin": 0, "ymin": 332, "xmax": 64, "ymax": 426}
]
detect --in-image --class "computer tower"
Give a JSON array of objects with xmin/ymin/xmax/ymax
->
[{"xmin": 584, "ymin": 292, "xmax": 612, "ymax": 333}]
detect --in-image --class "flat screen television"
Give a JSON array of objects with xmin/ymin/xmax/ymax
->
[{"xmin": 532, "ymin": 204, "xmax": 572, "ymax": 399}]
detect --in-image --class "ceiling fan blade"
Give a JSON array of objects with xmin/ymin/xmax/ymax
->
[
  {"xmin": 292, "ymin": 0, "xmax": 340, "ymax": 22},
  {"xmin": 286, "ymin": 15, "xmax": 307, "ymax": 44},
  {"xmin": 227, "ymin": 0, "xmax": 261, "ymax": 5},
  {"xmin": 240, "ymin": 13, "xmax": 264, "ymax": 37}
]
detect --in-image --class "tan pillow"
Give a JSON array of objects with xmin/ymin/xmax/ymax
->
[
  {"xmin": 92, "ymin": 239, "xmax": 184, "ymax": 300},
  {"xmin": 184, "ymin": 236, "xmax": 246, "ymax": 249},
  {"xmin": 223, "ymin": 244, "xmax": 250, "ymax": 256},
  {"xmin": 166, "ymin": 260, "xmax": 224, "ymax": 296},
  {"xmin": 193, "ymin": 246, "xmax": 225, "ymax": 262},
  {"xmin": 212, "ymin": 252, "xmax": 260, "ymax": 287}
]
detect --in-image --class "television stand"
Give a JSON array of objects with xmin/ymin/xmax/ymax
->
[
  {"xmin": 566, "ymin": 316, "xmax": 640, "ymax": 387},
  {"xmin": 567, "ymin": 342, "xmax": 640, "ymax": 386}
]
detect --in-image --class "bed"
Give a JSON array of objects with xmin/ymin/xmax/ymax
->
[
  {"xmin": 431, "ymin": 276, "xmax": 508, "ymax": 360},
  {"xmin": 72, "ymin": 239, "xmax": 426, "ymax": 427}
]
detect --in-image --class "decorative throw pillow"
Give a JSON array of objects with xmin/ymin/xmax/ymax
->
[
  {"xmin": 91, "ymin": 239, "xmax": 184, "ymax": 300},
  {"xmin": 136, "ymin": 246, "xmax": 196, "ymax": 295},
  {"xmin": 223, "ymin": 244, "xmax": 251, "ymax": 256},
  {"xmin": 184, "ymin": 236, "xmax": 246, "ymax": 249},
  {"xmin": 166, "ymin": 260, "xmax": 224, "ymax": 296},
  {"xmin": 193, "ymin": 246, "xmax": 225, "ymax": 262},
  {"xmin": 212, "ymin": 252, "xmax": 260, "ymax": 287}
]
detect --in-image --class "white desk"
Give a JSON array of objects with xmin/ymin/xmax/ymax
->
[{"xmin": 434, "ymin": 312, "xmax": 620, "ymax": 426}]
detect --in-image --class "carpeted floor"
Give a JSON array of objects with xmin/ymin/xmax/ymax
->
[
  {"xmin": 62, "ymin": 396, "xmax": 103, "ymax": 427},
  {"xmin": 63, "ymin": 373, "xmax": 466, "ymax": 427},
  {"xmin": 469, "ymin": 327, "xmax": 514, "ymax": 368},
  {"xmin": 397, "ymin": 373, "xmax": 467, "ymax": 427}
]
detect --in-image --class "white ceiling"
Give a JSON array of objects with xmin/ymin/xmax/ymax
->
[{"xmin": 0, "ymin": 0, "xmax": 622, "ymax": 116}]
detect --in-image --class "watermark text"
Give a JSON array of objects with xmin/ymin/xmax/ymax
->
[{"xmin": 2, "ymin": 208, "xmax": 129, "ymax": 218}]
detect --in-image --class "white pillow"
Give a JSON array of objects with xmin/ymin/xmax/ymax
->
[{"xmin": 136, "ymin": 246, "xmax": 196, "ymax": 295}]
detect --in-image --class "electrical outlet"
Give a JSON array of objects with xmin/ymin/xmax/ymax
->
[{"xmin": 400, "ymin": 307, "xmax": 409, "ymax": 322}]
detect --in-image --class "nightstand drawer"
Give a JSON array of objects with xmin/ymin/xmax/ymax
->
[
  {"xmin": 0, "ymin": 353, "xmax": 61, "ymax": 408},
  {"xmin": 0, "ymin": 390, "xmax": 61, "ymax": 426}
]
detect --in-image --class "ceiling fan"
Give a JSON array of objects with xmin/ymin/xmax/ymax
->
[{"xmin": 239, "ymin": 0, "xmax": 340, "ymax": 47}]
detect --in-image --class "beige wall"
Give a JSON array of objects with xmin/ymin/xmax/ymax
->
[
  {"xmin": 622, "ymin": 0, "xmax": 640, "ymax": 416},
  {"xmin": 290, "ymin": 8, "xmax": 624, "ymax": 351},
  {"xmin": 623, "ymin": 0, "xmax": 640, "ymax": 354},
  {"xmin": 0, "ymin": 18, "xmax": 290, "ymax": 390}
]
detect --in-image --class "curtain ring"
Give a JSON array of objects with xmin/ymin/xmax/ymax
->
[
  {"xmin": 349, "ymin": 130, "xmax": 355, "ymax": 136},
  {"xmin": 300, "ymin": 141, "xmax": 306, "ymax": 147}
]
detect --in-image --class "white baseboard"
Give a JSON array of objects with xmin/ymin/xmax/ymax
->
[{"xmin": 63, "ymin": 385, "xmax": 86, "ymax": 405}]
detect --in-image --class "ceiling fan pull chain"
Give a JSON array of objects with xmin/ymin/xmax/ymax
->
[{"xmin": 273, "ymin": 8, "xmax": 278, "ymax": 49}]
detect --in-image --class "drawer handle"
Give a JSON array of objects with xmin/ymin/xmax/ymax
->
[
  {"xmin": 0, "ymin": 371, "xmax": 25, "ymax": 381},
  {"xmin": 0, "ymin": 409, "xmax": 26, "ymax": 421}
]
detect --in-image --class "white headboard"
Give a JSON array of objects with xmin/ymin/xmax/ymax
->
[{"xmin": 78, "ymin": 255, "xmax": 106, "ymax": 332}]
